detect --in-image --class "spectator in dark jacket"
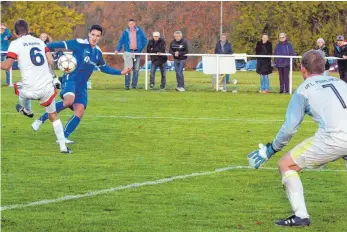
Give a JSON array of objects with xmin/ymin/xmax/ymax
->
[
  {"xmin": 255, "ymin": 33, "xmax": 272, "ymax": 93},
  {"xmin": 147, "ymin": 31, "xmax": 167, "ymax": 90},
  {"xmin": 115, "ymin": 19, "xmax": 148, "ymax": 90},
  {"xmin": 169, "ymin": 31, "xmax": 188, "ymax": 92},
  {"xmin": 274, "ymin": 33, "xmax": 296, "ymax": 94},
  {"xmin": 1, "ymin": 24, "xmax": 12, "ymax": 85},
  {"xmin": 334, "ymin": 35, "xmax": 347, "ymax": 83},
  {"xmin": 316, "ymin": 38, "xmax": 330, "ymax": 76},
  {"xmin": 214, "ymin": 33, "xmax": 233, "ymax": 84}
]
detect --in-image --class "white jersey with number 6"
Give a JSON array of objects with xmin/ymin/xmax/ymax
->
[
  {"xmin": 7, "ymin": 34, "xmax": 53, "ymax": 90},
  {"xmin": 273, "ymin": 75, "xmax": 347, "ymax": 151}
]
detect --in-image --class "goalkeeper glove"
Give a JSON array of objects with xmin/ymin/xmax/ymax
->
[
  {"xmin": 53, "ymin": 77, "xmax": 61, "ymax": 89},
  {"xmin": 248, "ymin": 143, "xmax": 277, "ymax": 169}
]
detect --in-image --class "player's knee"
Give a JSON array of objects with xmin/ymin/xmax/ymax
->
[
  {"xmin": 73, "ymin": 104, "xmax": 85, "ymax": 118},
  {"xmin": 75, "ymin": 111, "xmax": 84, "ymax": 118},
  {"xmin": 278, "ymin": 154, "xmax": 290, "ymax": 171},
  {"xmin": 63, "ymin": 96, "xmax": 75, "ymax": 107},
  {"xmin": 48, "ymin": 112, "xmax": 58, "ymax": 121}
]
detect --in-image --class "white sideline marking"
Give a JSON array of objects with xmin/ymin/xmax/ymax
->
[
  {"xmin": 1, "ymin": 112, "xmax": 315, "ymax": 123},
  {"xmin": 1, "ymin": 165, "xmax": 345, "ymax": 212}
]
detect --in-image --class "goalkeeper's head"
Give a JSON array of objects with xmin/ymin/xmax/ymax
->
[
  {"xmin": 300, "ymin": 50, "xmax": 325, "ymax": 79},
  {"xmin": 88, "ymin": 25, "xmax": 103, "ymax": 47}
]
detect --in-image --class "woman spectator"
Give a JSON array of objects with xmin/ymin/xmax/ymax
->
[
  {"xmin": 274, "ymin": 33, "xmax": 296, "ymax": 94},
  {"xmin": 316, "ymin": 38, "xmax": 330, "ymax": 76},
  {"xmin": 39, "ymin": 33, "xmax": 52, "ymax": 44},
  {"xmin": 255, "ymin": 33, "xmax": 272, "ymax": 93},
  {"xmin": 40, "ymin": 33, "xmax": 58, "ymax": 59}
]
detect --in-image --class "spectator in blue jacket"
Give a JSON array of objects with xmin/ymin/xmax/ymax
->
[
  {"xmin": 1, "ymin": 24, "xmax": 12, "ymax": 85},
  {"xmin": 115, "ymin": 19, "xmax": 148, "ymax": 90},
  {"xmin": 274, "ymin": 33, "xmax": 296, "ymax": 94},
  {"xmin": 214, "ymin": 33, "xmax": 233, "ymax": 84}
]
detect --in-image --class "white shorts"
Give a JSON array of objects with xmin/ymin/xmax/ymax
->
[
  {"xmin": 14, "ymin": 82, "xmax": 57, "ymax": 113},
  {"xmin": 290, "ymin": 132, "xmax": 347, "ymax": 169}
]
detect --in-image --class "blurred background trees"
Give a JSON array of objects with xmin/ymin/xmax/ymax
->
[{"xmin": 2, "ymin": 1, "xmax": 347, "ymax": 68}]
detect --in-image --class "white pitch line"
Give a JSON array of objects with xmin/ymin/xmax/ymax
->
[
  {"xmin": 1, "ymin": 112, "xmax": 315, "ymax": 123},
  {"xmin": 1, "ymin": 165, "xmax": 345, "ymax": 212}
]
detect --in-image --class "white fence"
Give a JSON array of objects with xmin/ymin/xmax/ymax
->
[{"xmin": 1, "ymin": 51, "xmax": 342, "ymax": 94}]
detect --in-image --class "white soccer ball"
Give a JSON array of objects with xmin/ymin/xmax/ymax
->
[
  {"xmin": 57, "ymin": 54, "xmax": 77, "ymax": 74},
  {"xmin": 232, "ymin": 79, "xmax": 238, "ymax": 85}
]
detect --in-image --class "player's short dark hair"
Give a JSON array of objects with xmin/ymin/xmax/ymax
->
[
  {"xmin": 301, "ymin": 50, "xmax": 326, "ymax": 74},
  {"xmin": 128, "ymin": 19, "xmax": 136, "ymax": 22},
  {"xmin": 90, "ymin": 25, "xmax": 103, "ymax": 35},
  {"xmin": 14, "ymin": 19, "xmax": 29, "ymax": 36}
]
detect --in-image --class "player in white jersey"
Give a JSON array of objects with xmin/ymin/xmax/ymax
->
[
  {"xmin": 248, "ymin": 50, "xmax": 347, "ymax": 227},
  {"xmin": 0, "ymin": 19, "xmax": 71, "ymax": 154}
]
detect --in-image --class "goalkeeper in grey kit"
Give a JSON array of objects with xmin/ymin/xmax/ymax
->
[{"xmin": 248, "ymin": 50, "xmax": 347, "ymax": 227}]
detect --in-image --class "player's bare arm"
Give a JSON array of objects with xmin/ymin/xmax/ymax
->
[{"xmin": 0, "ymin": 58, "xmax": 15, "ymax": 71}]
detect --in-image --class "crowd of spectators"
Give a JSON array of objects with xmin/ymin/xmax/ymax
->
[{"xmin": 2, "ymin": 19, "xmax": 347, "ymax": 92}]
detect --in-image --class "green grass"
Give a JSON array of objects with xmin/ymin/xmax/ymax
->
[{"xmin": 1, "ymin": 70, "xmax": 346, "ymax": 232}]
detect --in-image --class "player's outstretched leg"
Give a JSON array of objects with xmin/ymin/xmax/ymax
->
[
  {"xmin": 275, "ymin": 153, "xmax": 310, "ymax": 227},
  {"xmin": 32, "ymin": 101, "xmax": 65, "ymax": 131}
]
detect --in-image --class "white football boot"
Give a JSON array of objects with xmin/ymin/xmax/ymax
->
[{"xmin": 31, "ymin": 119, "xmax": 43, "ymax": 131}]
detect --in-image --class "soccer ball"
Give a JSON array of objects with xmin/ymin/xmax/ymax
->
[{"xmin": 57, "ymin": 54, "xmax": 77, "ymax": 74}]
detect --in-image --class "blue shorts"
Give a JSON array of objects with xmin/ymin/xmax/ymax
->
[{"xmin": 60, "ymin": 77, "xmax": 88, "ymax": 109}]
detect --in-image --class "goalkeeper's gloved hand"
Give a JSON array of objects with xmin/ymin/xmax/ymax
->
[
  {"xmin": 53, "ymin": 77, "xmax": 61, "ymax": 89},
  {"xmin": 248, "ymin": 143, "xmax": 277, "ymax": 169}
]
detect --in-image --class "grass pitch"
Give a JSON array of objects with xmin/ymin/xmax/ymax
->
[{"xmin": 1, "ymin": 70, "xmax": 346, "ymax": 232}]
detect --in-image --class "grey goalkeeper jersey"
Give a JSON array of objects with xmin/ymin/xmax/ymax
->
[{"xmin": 272, "ymin": 75, "xmax": 347, "ymax": 151}]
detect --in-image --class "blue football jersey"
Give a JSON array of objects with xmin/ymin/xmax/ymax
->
[{"xmin": 48, "ymin": 38, "xmax": 119, "ymax": 83}]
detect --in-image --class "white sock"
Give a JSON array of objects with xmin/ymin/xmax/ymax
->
[
  {"xmin": 282, "ymin": 170, "xmax": 309, "ymax": 219},
  {"xmin": 19, "ymin": 96, "xmax": 32, "ymax": 112},
  {"xmin": 52, "ymin": 119, "xmax": 67, "ymax": 151}
]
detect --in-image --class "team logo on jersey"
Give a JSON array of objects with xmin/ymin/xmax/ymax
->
[{"xmin": 84, "ymin": 56, "xmax": 91, "ymax": 63}]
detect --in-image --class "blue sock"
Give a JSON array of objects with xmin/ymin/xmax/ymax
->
[
  {"xmin": 39, "ymin": 101, "xmax": 65, "ymax": 122},
  {"xmin": 64, "ymin": 115, "xmax": 81, "ymax": 138}
]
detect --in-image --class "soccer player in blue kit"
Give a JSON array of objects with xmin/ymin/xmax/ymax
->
[{"xmin": 31, "ymin": 25, "xmax": 132, "ymax": 143}]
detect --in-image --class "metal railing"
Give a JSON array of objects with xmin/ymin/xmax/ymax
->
[{"xmin": 1, "ymin": 51, "xmax": 342, "ymax": 94}]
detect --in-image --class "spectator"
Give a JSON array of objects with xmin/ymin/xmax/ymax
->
[
  {"xmin": 255, "ymin": 33, "xmax": 272, "ymax": 93},
  {"xmin": 274, "ymin": 33, "xmax": 296, "ymax": 94},
  {"xmin": 1, "ymin": 23, "xmax": 12, "ymax": 85},
  {"xmin": 214, "ymin": 33, "xmax": 233, "ymax": 84},
  {"xmin": 39, "ymin": 33, "xmax": 58, "ymax": 61},
  {"xmin": 169, "ymin": 31, "xmax": 188, "ymax": 92},
  {"xmin": 147, "ymin": 31, "xmax": 167, "ymax": 90},
  {"xmin": 115, "ymin": 19, "xmax": 148, "ymax": 90},
  {"xmin": 316, "ymin": 38, "xmax": 330, "ymax": 76},
  {"xmin": 333, "ymin": 35, "xmax": 347, "ymax": 83},
  {"xmin": 39, "ymin": 33, "xmax": 52, "ymax": 44}
]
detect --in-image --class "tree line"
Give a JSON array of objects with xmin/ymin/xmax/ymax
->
[{"xmin": 2, "ymin": 1, "xmax": 347, "ymax": 68}]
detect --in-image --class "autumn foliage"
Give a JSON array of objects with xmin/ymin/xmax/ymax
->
[{"xmin": 1, "ymin": 1, "xmax": 347, "ymax": 68}]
